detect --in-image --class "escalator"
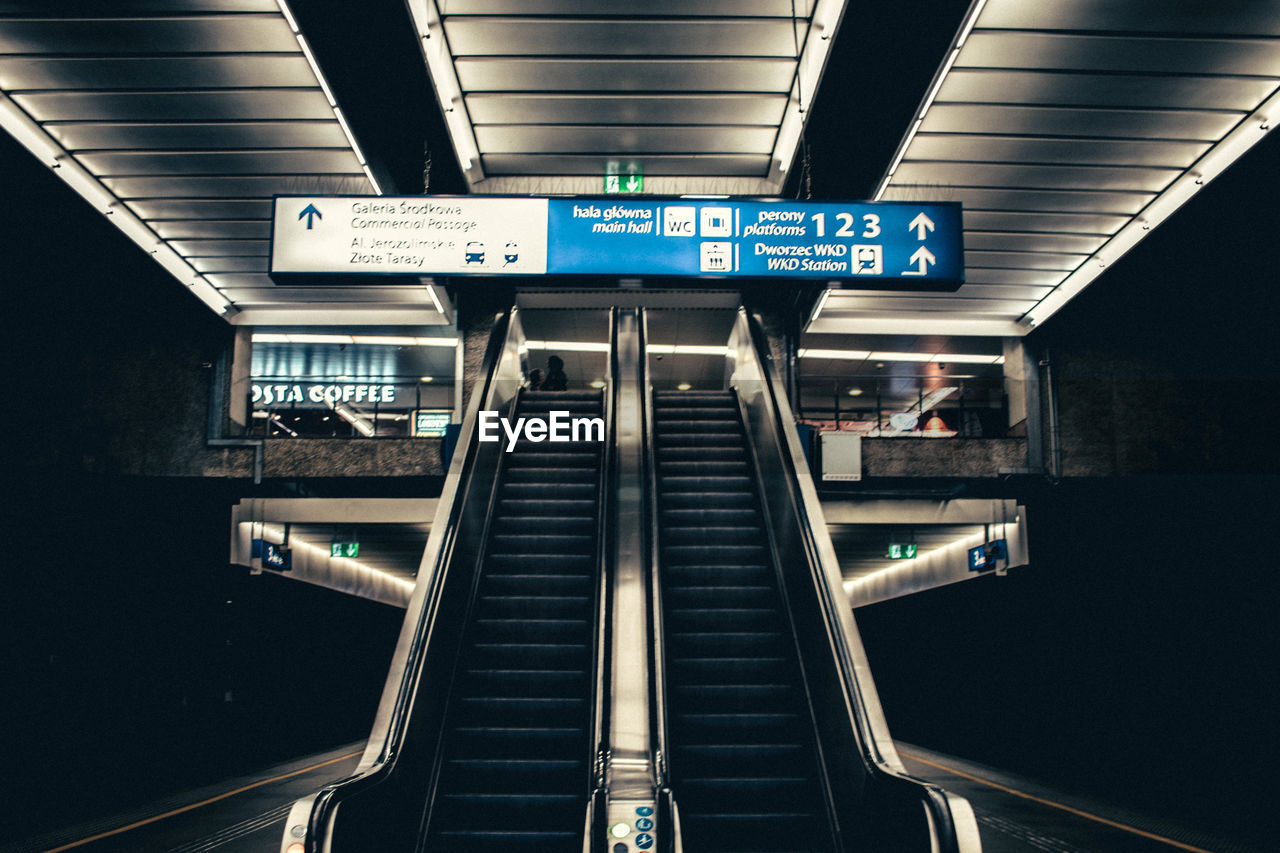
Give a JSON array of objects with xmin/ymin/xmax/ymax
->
[
  {"xmin": 284, "ymin": 305, "xmax": 977, "ymax": 853},
  {"xmin": 424, "ymin": 389, "xmax": 604, "ymax": 849},
  {"xmin": 283, "ymin": 310, "xmax": 614, "ymax": 852},
  {"xmin": 653, "ymin": 390, "xmax": 835, "ymax": 852}
]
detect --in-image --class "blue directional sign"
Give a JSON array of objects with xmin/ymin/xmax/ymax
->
[
  {"xmin": 262, "ymin": 541, "xmax": 292, "ymax": 571},
  {"xmin": 547, "ymin": 199, "xmax": 962, "ymax": 284},
  {"xmin": 271, "ymin": 196, "xmax": 963, "ymax": 286},
  {"xmin": 968, "ymin": 539, "xmax": 1008, "ymax": 572}
]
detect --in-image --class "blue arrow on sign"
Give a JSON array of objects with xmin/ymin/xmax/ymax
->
[{"xmin": 298, "ymin": 203, "xmax": 322, "ymax": 229}]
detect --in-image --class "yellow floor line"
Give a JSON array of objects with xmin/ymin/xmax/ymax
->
[
  {"xmin": 900, "ymin": 750, "xmax": 1213, "ymax": 853},
  {"xmin": 43, "ymin": 749, "xmax": 363, "ymax": 852}
]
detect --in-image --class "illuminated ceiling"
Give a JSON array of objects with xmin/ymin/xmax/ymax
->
[
  {"xmin": 0, "ymin": 0, "xmax": 449, "ymax": 326},
  {"xmin": 810, "ymin": 0, "xmax": 1280, "ymax": 336},
  {"xmin": 1, "ymin": 1, "xmax": 1277, "ymax": 338}
]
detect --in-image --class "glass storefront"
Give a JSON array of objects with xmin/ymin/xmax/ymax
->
[{"xmin": 246, "ymin": 329, "xmax": 456, "ymax": 438}]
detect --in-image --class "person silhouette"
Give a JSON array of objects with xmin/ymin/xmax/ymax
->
[{"xmin": 543, "ymin": 354, "xmax": 567, "ymax": 391}]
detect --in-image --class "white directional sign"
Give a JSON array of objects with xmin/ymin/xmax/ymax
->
[{"xmin": 271, "ymin": 196, "xmax": 550, "ymax": 276}]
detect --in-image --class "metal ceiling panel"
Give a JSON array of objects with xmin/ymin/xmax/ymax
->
[
  {"xmin": 79, "ymin": 150, "xmax": 362, "ymax": 176},
  {"xmin": 190, "ymin": 256, "xmax": 272, "ymax": 273},
  {"xmin": 907, "ymin": 135, "xmax": 1210, "ymax": 168},
  {"xmin": 815, "ymin": 0, "xmax": 1280, "ymax": 337},
  {"xmin": 443, "ymin": 19, "xmax": 801, "ymax": 57},
  {"xmin": 14, "ymin": 90, "xmax": 336, "ymax": 121},
  {"xmin": 474, "ymin": 125, "xmax": 778, "ymax": 155},
  {"xmin": 0, "ymin": 16, "xmax": 297, "ymax": 54},
  {"xmin": 962, "ymin": 268, "xmax": 1066, "ymax": 286},
  {"xmin": 961, "ymin": 31, "xmax": 1280, "ymax": 77},
  {"xmin": 980, "ymin": 1, "xmax": 1280, "ymax": 38},
  {"xmin": 894, "ymin": 161, "xmax": 1179, "ymax": 193},
  {"xmin": 152, "ymin": 220, "xmax": 270, "ymax": 240},
  {"xmin": 454, "ymin": 57, "xmax": 798, "ymax": 93},
  {"xmin": 464, "ymin": 93, "xmax": 787, "ymax": 126},
  {"xmin": 0, "ymin": 55, "xmax": 317, "ymax": 90},
  {"xmin": 964, "ymin": 232, "xmax": 1105, "ymax": 255},
  {"xmin": 125, "ymin": 199, "xmax": 273, "ymax": 220},
  {"xmin": 478, "ymin": 153, "xmax": 772, "ymax": 177},
  {"xmin": 939, "ymin": 70, "xmax": 1278, "ymax": 112},
  {"xmin": 933, "ymin": 187, "xmax": 1154, "ymax": 215},
  {"xmin": 919, "ymin": 104, "xmax": 1242, "ymax": 140},
  {"xmin": 44, "ymin": 121, "xmax": 350, "ymax": 151},
  {"xmin": 960, "ymin": 211, "xmax": 1130, "ymax": 235},
  {"xmin": 449, "ymin": 1, "xmax": 816, "ymax": 14}
]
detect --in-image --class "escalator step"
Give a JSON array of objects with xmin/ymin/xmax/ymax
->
[
  {"xmin": 504, "ymin": 452, "xmax": 600, "ymax": 468},
  {"xmin": 493, "ymin": 516, "xmax": 594, "ymax": 535},
  {"xmin": 477, "ymin": 596, "xmax": 591, "ymax": 619},
  {"xmin": 658, "ymin": 460, "xmax": 749, "ymax": 477},
  {"xmin": 662, "ymin": 564, "xmax": 773, "ymax": 584},
  {"xmin": 500, "ymin": 482, "xmax": 597, "ymax": 500},
  {"xmin": 657, "ymin": 446, "xmax": 746, "ymax": 462},
  {"xmin": 654, "ymin": 432, "xmax": 742, "ymax": 447},
  {"xmin": 485, "ymin": 553, "xmax": 593, "ymax": 572},
  {"xmin": 666, "ymin": 631, "xmax": 786, "ymax": 655},
  {"xmin": 428, "ymin": 831, "xmax": 580, "ymax": 851},
  {"xmin": 483, "ymin": 574, "xmax": 592, "ymax": 596},
  {"xmin": 666, "ymin": 608, "xmax": 781, "ymax": 632},
  {"xmin": 663, "ymin": 525, "xmax": 760, "ymax": 544},
  {"xmin": 502, "ymin": 466, "xmax": 597, "ymax": 484},
  {"xmin": 654, "ymin": 406, "xmax": 738, "ymax": 419},
  {"xmin": 665, "ymin": 586, "xmax": 776, "ymax": 608},
  {"xmin": 473, "ymin": 618, "xmax": 588, "ymax": 641},
  {"xmin": 489, "ymin": 533, "xmax": 595, "ymax": 553},
  {"xmin": 660, "ymin": 490, "xmax": 755, "ymax": 509},
  {"xmin": 662, "ymin": 544, "xmax": 768, "ymax": 563},
  {"xmin": 497, "ymin": 498, "xmax": 597, "ymax": 516},
  {"xmin": 462, "ymin": 668, "xmax": 586, "ymax": 693},
  {"xmin": 470, "ymin": 643, "xmax": 589, "ymax": 669}
]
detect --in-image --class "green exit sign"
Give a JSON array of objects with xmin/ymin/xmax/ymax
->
[
  {"xmin": 331, "ymin": 542, "xmax": 359, "ymax": 558},
  {"xmin": 605, "ymin": 161, "xmax": 643, "ymax": 194},
  {"xmin": 886, "ymin": 543, "xmax": 917, "ymax": 559}
]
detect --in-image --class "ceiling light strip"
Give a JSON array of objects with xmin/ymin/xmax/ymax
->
[
  {"xmin": 797, "ymin": 348, "xmax": 1002, "ymax": 364},
  {"xmin": 770, "ymin": 0, "xmax": 848, "ymax": 182},
  {"xmin": 251, "ymin": 333, "xmax": 459, "ymax": 347},
  {"xmin": 872, "ymin": 0, "xmax": 989, "ymax": 201},
  {"xmin": 409, "ymin": 0, "xmax": 484, "ymax": 185},
  {"xmin": 276, "ymin": 0, "xmax": 381, "ymax": 195}
]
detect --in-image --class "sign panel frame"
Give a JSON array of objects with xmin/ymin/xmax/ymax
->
[{"xmin": 270, "ymin": 195, "xmax": 963, "ymax": 289}]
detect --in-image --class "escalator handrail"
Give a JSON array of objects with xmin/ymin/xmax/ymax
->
[
  {"xmin": 637, "ymin": 311, "xmax": 683, "ymax": 853},
  {"xmin": 584, "ymin": 308, "xmax": 620, "ymax": 851},
  {"xmin": 736, "ymin": 308, "xmax": 981, "ymax": 853},
  {"xmin": 284, "ymin": 309, "xmax": 522, "ymax": 852}
]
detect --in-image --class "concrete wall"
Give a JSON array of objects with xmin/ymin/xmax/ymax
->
[{"xmin": 861, "ymin": 437, "xmax": 1028, "ymax": 478}]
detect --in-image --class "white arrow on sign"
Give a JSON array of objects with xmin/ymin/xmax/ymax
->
[
  {"xmin": 901, "ymin": 245, "xmax": 936, "ymax": 276},
  {"xmin": 908, "ymin": 212, "xmax": 935, "ymax": 240}
]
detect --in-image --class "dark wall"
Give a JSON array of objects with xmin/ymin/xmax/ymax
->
[
  {"xmin": 2, "ymin": 474, "xmax": 404, "ymax": 839},
  {"xmin": 1032, "ymin": 128, "xmax": 1280, "ymax": 478},
  {"xmin": 1, "ymin": 132, "xmax": 231, "ymax": 480},
  {"xmin": 0, "ymin": 136, "xmax": 405, "ymax": 838}
]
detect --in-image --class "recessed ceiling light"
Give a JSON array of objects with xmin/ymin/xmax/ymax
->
[
  {"xmin": 677, "ymin": 383, "xmax": 692, "ymax": 391},
  {"xmin": 420, "ymin": 376, "xmax": 433, "ymax": 382},
  {"xmin": 848, "ymin": 388, "xmax": 863, "ymax": 396},
  {"xmin": 590, "ymin": 380, "xmax": 606, "ymax": 389}
]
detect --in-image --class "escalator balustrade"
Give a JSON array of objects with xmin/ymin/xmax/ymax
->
[
  {"xmin": 653, "ymin": 390, "xmax": 836, "ymax": 853},
  {"xmin": 424, "ymin": 390, "xmax": 604, "ymax": 851}
]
